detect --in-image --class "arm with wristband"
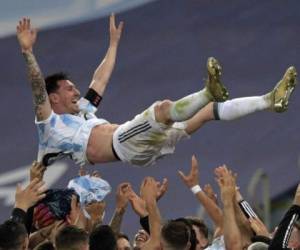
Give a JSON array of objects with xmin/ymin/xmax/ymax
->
[
  {"xmin": 86, "ymin": 14, "xmax": 123, "ymax": 108},
  {"xmin": 178, "ymin": 155, "xmax": 223, "ymax": 232}
]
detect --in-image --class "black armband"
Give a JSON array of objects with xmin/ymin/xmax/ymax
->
[
  {"xmin": 238, "ymin": 200, "xmax": 258, "ymax": 219},
  {"xmin": 85, "ymin": 88, "xmax": 102, "ymax": 107}
]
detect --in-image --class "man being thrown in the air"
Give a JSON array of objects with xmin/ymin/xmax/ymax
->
[{"xmin": 16, "ymin": 15, "xmax": 297, "ymax": 167}]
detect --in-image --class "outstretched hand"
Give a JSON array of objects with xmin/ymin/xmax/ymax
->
[
  {"xmin": 15, "ymin": 178, "xmax": 46, "ymax": 212},
  {"xmin": 215, "ymin": 165, "xmax": 236, "ymax": 204},
  {"xmin": 30, "ymin": 161, "xmax": 46, "ymax": 182},
  {"xmin": 109, "ymin": 13, "xmax": 124, "ymax": 46},
  {"xmin": 16, "ymin": 18, "xmax": 37, "ymax": 52},
  {"xmin": 178, "ymin": 155, "xmax": 200, "ymax": 188},
  {"xmin": 140, "ymin": 177, "xmax": 159, "ymax": 204}
]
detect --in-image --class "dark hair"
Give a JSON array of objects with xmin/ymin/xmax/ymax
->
[
  {"xmin": 45, "ymin": 72, "xmax": 69, "ymax": 94},
  {"xmin": 34, "ymin": 241, "xmax": 55, "ymax": 250},
  {"xmin": 89, "ymin": 225, "xmax": 117, "ymax": 250},
  {"xmin": 185, "ymin": 216, "xmax": 209, "ymax": 239},
  {"xmin": 55, "ymin": 225, "xmax": 88, "ymax": 250},
  {"xmin": 0, "ymin": 220, "xmax": 27, "ymax": 250},
  {"xmin": 162, "ymin": 218, "xmax": 198, "ymax": 250},
  {"xmin": 117, "ymin": 232, "xmax": 130, "ymax": 241}
]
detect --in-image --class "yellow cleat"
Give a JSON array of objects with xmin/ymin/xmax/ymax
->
[
  {"xmin": 271, "ymin": 66, "xmax": 297, "ymax": 113},
  {"xmin": 205, "ymin": 57, "xmax": 229, "ymax": 102}
]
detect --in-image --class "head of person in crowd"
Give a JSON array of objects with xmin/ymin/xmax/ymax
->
[
  {"xmin": 90, "ymin": 225, "xmax": 117, "ymax": 250},
  {"xmin": 133, "ymin": 229, "xmax": 149, "ymax": 250},
  {"xmin": 45, "ymin": 72, "xmax": 81, "ymax": 115},
  {"xmin": 247, "ymin": 242, "xmax": 269, "ymax": 250},
  {"xmin": 185, "ymin": 217, "xmax": 209, "ymax": 250},
  {"xmin": 33, "ymin": 189, "xmax": 79, "ymax": 229},
  {"xmin": 161, "ymin": 219, "xmax": 198, "ymax": 250},
  {"xmin": 0, "ymin": 220, "xmax": 28, "ymax": 250},
  {"xmin": 117, "ymin": 233, "xmax": 131, "ymax": 250},
  {"xmin": 55, "ymin": 225, "xmax": 89, "ymax": 250},
  {"xmin": 34, "ymin": 241, "xmax": 55, "ymax": 250}
]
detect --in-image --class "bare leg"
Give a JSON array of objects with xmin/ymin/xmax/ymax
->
[{"xmin": 185, "ymin": 102, "xmax": 215, "ymax": 135}]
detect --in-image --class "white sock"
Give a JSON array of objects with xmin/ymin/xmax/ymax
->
[
  {"xmin": 170, "ymin": 88, "xmax": 212, "ymax": 122},
  {"xmin": 214, "ymin": 94, "xmax": 271, "ymax": 121}
]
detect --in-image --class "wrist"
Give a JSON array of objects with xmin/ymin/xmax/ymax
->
[
  {"xmin": 115, "ymin": 206, "xmax": 126, "ymax": 214},
  {"xmin": 14, "ymin": 203, "xmax": 29, "ymax": 212},
  {"xmin": 190, "ymin": 185, "xmax": 202, "ymax": 194},
  {"xmin": 109, "ymin": 41, "xmax": 119, "ymax": 48},
  {"xmin": 21, "ymin": 48, "xmax": 33, "ymax": 53}
]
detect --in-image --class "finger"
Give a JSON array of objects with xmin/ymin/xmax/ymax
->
[
  {"xmin": 162, "ymin": 178, "xmax": 168, "ymax": 186},
  {"xmin": 110, "ymin": 13, "xmax": 116, "ymax": 29},
  {"xmin": 28, "ymin": 178, "xmax": 42, "ymax": 189},
  {"xmin": 16, "ymin": 183, "xmax": 22, "ymax": 193},
  {"xmin": 79, "ymin": 166, "xmax": 86, "ymax": 176},
  {"xmin": 117, "ymin": 21, "xmax": 124, "ymax": 33},
  {"xmin": 37, "ymin": 184, "xmax": 47, "ymax": 194},
  {"xmin": 178, "ymin": 170, "xmax": 187, "ymax": 181},
  {"xmin": 120, "ymin": 182, "xmax": 130, "ymax": 188},
  {"xmin": 32, "ymin": 180, "xmax": 46, "ymax": 191},
  {"xmin": 37, "ymin": 193, "xmax": 46, "ymax": 200},
  {"xmin": 25, "ymin": 18, "xmax": 30, "ymax": 30},
  {"xmin": 191, "ymin": 155, "xmax": 198, "ymax": 172},
  {"xmin": 21, "ymin": 18, "xmax": 26, "ymax": 30},
  {"xmin": 91, "ymin": 170, "xmax": 101, "ymax": 178}
]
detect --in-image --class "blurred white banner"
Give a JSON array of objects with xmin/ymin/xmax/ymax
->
[{"xmin": 0, "ymin": 0, "xmax": 156, "ymax": 38}]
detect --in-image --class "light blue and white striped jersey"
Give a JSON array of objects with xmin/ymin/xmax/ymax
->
[{"xmin": 36, "ymin": 98, "xmax": 109, "ymax": 166}]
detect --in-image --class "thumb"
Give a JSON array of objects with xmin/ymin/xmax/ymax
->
[
  {"xmin": 16, "ymin": 183, "xmax": 22, "ymax": 193},
  {"xmin": 178, "ymin": 170, "xmax": 186, "ymax": 180}
]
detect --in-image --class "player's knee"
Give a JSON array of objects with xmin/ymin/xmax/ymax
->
[{"xmin": 155, "ymin": 100, "xmax": 173, "ymax": 124}]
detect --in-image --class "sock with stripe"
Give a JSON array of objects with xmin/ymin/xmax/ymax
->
[{"xmin": 213, "ymin": 94, "xmax": 271, "ymax": 120}]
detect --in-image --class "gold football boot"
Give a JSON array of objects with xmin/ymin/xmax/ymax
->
[
  {"xmin": 270, "ymin": 66, "xmax": 297, "ymax": 113},
  {"xmin": 205, "ymin": 57, "xmax": 229, "ymax": 102}
]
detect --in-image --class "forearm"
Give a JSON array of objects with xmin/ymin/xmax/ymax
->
[
  {"xmin": 234, "ymin": 201, "xmax": 253, "ymax": 239},
  {"xmin": 22, "ymin": 51, "xmax": 51, "ymax": 121},
  {"xmin": 109, "ymin": 207, "xmax": 125, "ymax": 234},
  {"xmin": 146, "ymin": 198, "xmax": 161, "ymax": 243},
  {"xmin": 142, "ymin": 199, "xmax": 161, "ymax": 250},
  {"xmin": 196, "ymin": 191, "xmax": 223, "ymax": 228},
  {"xmin": 223, "ymin": 202, "xmax": 242, "ymax": 250},
  {"xmin": 90, "ymin": 44, "xmax": 118, "ymax": 95}
]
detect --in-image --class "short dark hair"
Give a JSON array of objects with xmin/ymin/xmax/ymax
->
[
  {"xmin": 185, "ymin": 217, "xmax": 209, "ymax": 239},
  {"xmin": 162, "ymin": 219, "xmax": 197, "ymax": 250},
  {"xmin": 45, "ymin": 72, "xmax": 69, "ymax": 94},
  {"xmin": 34, "ymin": 241, "xmax": 55, "ymax": 250},
  {"xmin": 0, "ymin": 220, "xmax": 27, "ymax": 250},
  {"xmin": 89, "ymin": 225, "xmax": 117, "ymax": 250},
  {"xmin": 55, "ymin": 225, "xmax": 88, "ymax": 250},
  {"xmin": 117, "ymin": 232, "xmax": 130, "ymax": 241}
]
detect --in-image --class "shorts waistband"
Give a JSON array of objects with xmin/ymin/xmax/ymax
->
[{"xmin": 112, "ymin": 142, "xmax": 120, "ymax": 161}]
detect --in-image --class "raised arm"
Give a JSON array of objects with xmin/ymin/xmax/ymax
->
[
  {"xmin": 217, "ymin": 165, "xmax": 242, "ymax": 250},
  {"xmin": 109, "ymin": 182, "xmax": 131, "ymax": 234},
  {"xmin": 140, "ymin": 177, "xmax": 162, "ymax": 250},
  {"xmin": 16, "ymin": 18, "xmax": 52, "ymax": 121},
  {"xmin": 178, "ymin": 156, "xmax": 223, "ymax": 229},
  {"xmin": 89, "ymin": 14, "xmax": 123, "ymax": 97}
]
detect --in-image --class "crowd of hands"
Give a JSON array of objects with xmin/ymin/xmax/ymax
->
[{"xmin": 4, "ymin": 156, "xmax": 300, "ymax": 250}]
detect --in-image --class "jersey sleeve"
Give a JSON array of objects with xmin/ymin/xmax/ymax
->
[{"xmin": 35, "ymin": 111, "xmax": 57, "ymax": 161}]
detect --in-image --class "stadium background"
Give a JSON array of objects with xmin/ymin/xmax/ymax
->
[{"xmin": 0, "ymin": 0, "xmax": 299, "ymax": 237}]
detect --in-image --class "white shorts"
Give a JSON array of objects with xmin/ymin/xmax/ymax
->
[{"xmin": 112, "ymin": 102, "xmax": 189, "ymax": 167}]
